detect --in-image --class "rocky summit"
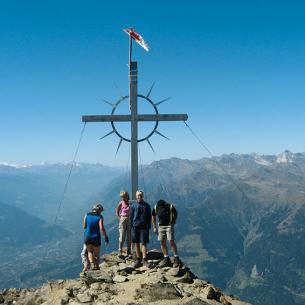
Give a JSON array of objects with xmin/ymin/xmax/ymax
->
[{"xmin": 0, "ymin": 250, "xmax": 251, "ymax": 305}]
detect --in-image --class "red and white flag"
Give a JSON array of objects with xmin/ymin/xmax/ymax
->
[{"xmin": 123, "ymin": 28, "xmax": 150, "ymax": 52}]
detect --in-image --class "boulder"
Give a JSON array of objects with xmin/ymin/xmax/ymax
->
[
  {"xmin": 193, "ymin": 279, "xmax": 208, "ymax": 288},
  {"xmin": 113, "ymin": 275, "xmax": 128, "ymax": 283},
  {"xmin": 220, "ymin": 295, "xmax": 232, "ymax": 305},
  {"xmin": 76, "ymin": 291, "xmax": 92, "ymax": 303},
  {"xmin": 80, "ymin": 270, "xmax": 113, "ymax": 285},
  {"xmin": 146, "ymin": 249, "xmax": 164, "ymax": 260},
  {"xmin": 96, "ymin": 292, "xmax": 112, "ymax": 302},
  {"xmin": 176, "ymin": 271, "xmax": 195, "ymax": 284},
  {"xmin": 135, "ymin": 282, "xmax": 182, "ymax": 302},
  {"xmin": 167, "ymin": 266, "xmax": 189, "ymax": 277},
  {"xmin": 60, "ymin": 296, "xmax": 69, "ymax": 305},
  {"xmin": 118, "ymin": 266, "xmax": 135, "ymax": 274},
  {"xmin": 202, "ymin": 285, "xmax": 222, "ymax": 301},
  {"xmin": 103, "ymin": 253, "xmax": 125, "ymax": 264}
]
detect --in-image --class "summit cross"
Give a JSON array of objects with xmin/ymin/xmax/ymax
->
[{"xmin": 82, "ymin": 29, "xmax": 188, "ymax": 199}]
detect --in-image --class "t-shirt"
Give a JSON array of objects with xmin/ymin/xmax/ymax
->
[
  {"xmin": 84, "ymin": 212, "xmax": 102, "ymax": 238},
  {"xmin": 119, "ymin": 200, "xmax": 130, "ymax": 217},
  {"xmin": 152, "ymin": 202, "xmax": 177, "ymax": 226}
]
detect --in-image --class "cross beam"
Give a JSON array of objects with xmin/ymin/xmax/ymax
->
[{"xmin": 82, "ymin": 114, "xmax": 188, "ymax": 122}]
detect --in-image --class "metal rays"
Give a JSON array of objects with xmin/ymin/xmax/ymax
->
[{"xmin": 99, "ymin": 83, "xmax": 170, "ymax": 154}]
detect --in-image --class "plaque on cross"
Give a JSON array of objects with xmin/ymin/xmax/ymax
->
[{"xmin": 82, "ymin": 29, "xmax": 188, "ymax": 199}]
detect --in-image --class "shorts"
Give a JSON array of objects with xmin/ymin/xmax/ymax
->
[
  {"xmin": 158, "ymin": 225, "xmax": 175, "ymax": 241},
  {"xmin": 131, "ymin": 227, "xmax": 149, "ymax": 244},
  {"xmin": 84, "ymin": 236, "xmax": 101, "ymax": 247}
]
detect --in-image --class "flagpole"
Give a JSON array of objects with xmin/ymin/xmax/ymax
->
[{"xmin": 129, "ymin": 34, "xmax": 132, "ymax": 66}]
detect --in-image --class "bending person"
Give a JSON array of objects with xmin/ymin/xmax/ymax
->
[{"xmin": 83, "ymin": 203, "xmax": 109, "ymax": 270}]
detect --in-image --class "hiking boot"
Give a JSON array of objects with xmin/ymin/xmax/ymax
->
[
  {"xmin": 142, "ymin": 258, "xmax": 149, "ymax": 267},
  {"xmin": 159, "ymin": 256, "xmax": 172, "ymax": 268},
  {"xmin": 132, "ymin": 258, "xmax": 142, "ymax": 269},
  {"xmin": 92, "ymin": 265, "xmax": 100, "ymax": 271},
  {"xmin": 173, "ymin": 256, "xmax": 180, "ymax": 268}
]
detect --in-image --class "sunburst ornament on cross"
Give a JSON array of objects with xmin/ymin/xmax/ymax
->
[{"xmin": 82, "ymin": 28, "xmax": 188, "ymax": 199}]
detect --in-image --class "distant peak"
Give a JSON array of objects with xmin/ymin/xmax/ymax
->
[
  {"xmin": 276, "ymin": 150, "xmax": 294, "ymax": 163},
  {"xmin": 251, "ymin": 153, "xmax": 272, "ymax": 166},
  {"xmin": 0, "ymin": 162, "xmax": 32, "ymax": 168}
]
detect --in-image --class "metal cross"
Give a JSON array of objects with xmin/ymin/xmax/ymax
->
[{"xmin": 82, "ymin": 33, "xmax": 188, "ymax": 200}]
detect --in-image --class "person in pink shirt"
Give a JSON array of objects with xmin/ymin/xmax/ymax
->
[{"xmin": 115, "ymin": 190, "xmax": 131, "ymax": 257}]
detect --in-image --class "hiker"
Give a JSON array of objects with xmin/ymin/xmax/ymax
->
[
  {"xmin": 115, "ymin": 190, "xmax": 131, "ymax": 257},
  {"xmin": 83, "ymin": 203, "xmax": 109, "ymax": 270},
  {"xmin": 152, "ymin": 199, "xmax": 180, "ymax": 267},
  {"xmin": 130, "ymin": 190, "xmax": 151, "ymax": 268}
]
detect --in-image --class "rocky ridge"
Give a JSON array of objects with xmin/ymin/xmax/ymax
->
[{"xmin": 0, "ymin": 251, "xmax": 251, "ymax": 305}]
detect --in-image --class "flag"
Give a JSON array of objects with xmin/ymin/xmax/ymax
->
[{"xmin": 123, "ymin": 28, "xmax": 150, "ymax": 52}]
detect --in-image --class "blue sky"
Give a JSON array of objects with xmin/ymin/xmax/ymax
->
[{"xmin": 0, "ymin": 1, "xmax": 305, "ymax": 166}]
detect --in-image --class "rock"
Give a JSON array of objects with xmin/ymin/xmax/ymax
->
[
  {"xmin": 146, "ymin": 249, "xmax": 164, "ymax": 260},
  {"xmin": 113, "ymin": 275, "xmax": 127, "ymax": 283},
  {"xmin": 193, "ymin": 279, "xmax": 208, "ymax": 288},
  {"xmin": 138, "ymin": 266, "xmax": 149, "ymax": 272},
  {"xmin": 176, "ymin": 271, "xmax": 195, "ymax": 284},
  {"xmin": 143, "ymin": 273, "xmax": 168, "ymax": 284},
  {"xmin": 76, "ymin": 291, "xmax": 92, "ymax": 303},
  {"xmin": 80, "ymin": 270, "xmax": 113, "ymax": 285},
  {"xmin": 179, "ymin": 297, "xmax": 210, "ymax": 305},
  {"xmin": 22, "ymin": 294, "xmax": 45, "ymax": 305},
  {"xmin": 202, "ymin": 286, "xmax": 214, "ymax": 299},
  {"xmin": 60, "ymin": 296, "xmax": 69, "ymax": 305},
  {"xmin": 65, "ymin": 282, "xmax": 84, "ymax": 298},
  {"xmin": 89, "ymin": 282, "xmax": 103, "ymax": 291},
  {"xmin": 160, "ymin": 266, "xmax": 171, "ymax": 271},
  {"xmin": 96, "ymin": 292, "xmax": 112, "ymax": 302},
  {"xmin": 90, "ymin": 283, "xmax": 118, "ymax": 295},
  {"xmin": 108, "ymin": 265, "xmax": 120, "ymax": 275},
  {"xmin": 103, "ymin": 253, "xmax": 125, "ymax": 264},
  {"xmin": 202, "ymin": 285, "xmax": 222, "ymax": 301},
  {"xmin": 135, "ymin": 282, "xmax": 182, "ymax": 302},
  {"xmin": 118, "ymin": 266, "xmax": 135, "ymax": 274},
  {"xmin": 65, "ymin": 288, "xmax": 74, "ymax": 298},
  {"xmin": 167, "ymin": 266, "xmax": 189, "ymax": 277},
  {"xmin": 0, "ymin": 295, "xmax": 4, "ymax": 304},
  {"xmin": 220, "ymin": 295, "xmax": 232, "ymax": 305}
]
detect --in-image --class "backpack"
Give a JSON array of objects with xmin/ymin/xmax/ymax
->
[{"xmin": 154, "ymin": 202, "xmax": 176, "ymax": 225}]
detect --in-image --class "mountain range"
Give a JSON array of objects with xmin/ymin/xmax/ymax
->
[{"xmin": 1, "ymin": 151, "xmax": 305, "ymax": 305}]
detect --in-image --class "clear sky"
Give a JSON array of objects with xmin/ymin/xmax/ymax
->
[{"xmin": 1, "ymin": 1, "xmax": 305, "ymax": 166}]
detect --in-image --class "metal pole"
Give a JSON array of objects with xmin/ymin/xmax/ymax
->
[
  {"xmin": 129, "ymin": 61, "xmax": 138, "ymax": 200},
  {"xmin": 129, "ymin": 35, "xmax": 132, "ymax": 67}
]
